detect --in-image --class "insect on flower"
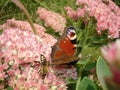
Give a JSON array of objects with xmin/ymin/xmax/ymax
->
[
  {"xmin": 39, "ymin": 26, "xmax": 80, "ymax": 78},
  {"xmin": 39, "ymin": 54, "xmax": 49, "ymax": 79},
  {"xmin": 51, "ymin": 26, "xmax": 79, "ymax": 65}
]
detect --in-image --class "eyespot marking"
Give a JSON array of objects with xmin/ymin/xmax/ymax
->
[{"xmin": 67, "ymin": 26, "xmax": 76, "ymax": 40}]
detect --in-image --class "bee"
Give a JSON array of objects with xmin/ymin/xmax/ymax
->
[{"xmin": 39, "ymin": 54, "xmax": 48, "ymax": 79}]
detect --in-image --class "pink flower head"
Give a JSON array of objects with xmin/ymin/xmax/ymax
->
[
  {"xmin": 8, "ymin": 64, "xmax": 43, "ymax": 89},
  {"xmin": 64, "ymin": 6, "xmax": 86, "ymax": 21},
  {"xmin": 53, "ymin": 65, "xmax": 77, "ymax": 80},
  {"xmin": 0, "ymin": 28, "xmax": 53, "ymax": 63},
  {"xmin": 0, "ymin": 84, "xmax": 4, "ymax": 90},
  {"xmin": 75, "ymin": 0, "xmax": 120, "ymax": 38},
  {"xmin": 3, "ymin": 18, "xmax": 57, "ymax": 46},
  {"xmin": 5, "ymin": 18, "xmax": 45, "ymax": 34},
  {"xmin": 36, "ymin": 7, "xmax": 66, "ymax": 34},
  {"xmin": 0, "ymin": 19, "xmax": 77, "ymax": 89},
  {"xmin": 77, "ymin": 8, "xmax": 86, "ymax": 17},
  {"xmin": 64, "ymin": 6, "xmax": 78, "ymax": 20},
  {"xmin": 101, "ymin": 39, "xmax": 120, "ymax": 65}
]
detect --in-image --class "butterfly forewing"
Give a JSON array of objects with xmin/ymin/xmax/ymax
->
[{"xmin": 51, "ymin": 26, "xmax": 79, "ymax": 65}]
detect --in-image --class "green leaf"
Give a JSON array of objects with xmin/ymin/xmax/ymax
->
[
  {"xmin": 84, "ymin": 62, "xmax": 96, "ymax": 71},
  {"xmin": 7, "ymin": 86, "xmax": 13, "ymax": 90},
  {"xmin": 77, "ymin": 59, "xmax": 87, "ymax": 65},
  {"xmin": 90, "ymin": 36, "xmax": 108, "ymax": 45},
  {"xmin": 96, "ymin": 56, "xmax": 112, "ymax": 90},
  {"xmin": 0, "ymin": 29, "xmax": 3, "ymax": 35},
  {"xmin": 76, "ymin": 77, "xmax": 97, "ymax": 90},
  {"xmin": 67, "ymin": 78, "xmax": 77, "ymax": 90},
  {"xmin": 67, "ymin": 82, "xmax": 76, "ymax": 90}
]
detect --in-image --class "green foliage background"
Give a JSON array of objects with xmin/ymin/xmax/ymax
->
[
  {"xmin": 0, "ymin": 0, "xmax": 119, "ymax": 24},
  {"xmin": 0, "ymin": 0, "xmax": 120, "ymax": 90}
]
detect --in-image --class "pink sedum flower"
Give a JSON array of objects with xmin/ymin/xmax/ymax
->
[
  {"xmin": 66, "ymin": 0, "xmax": 120, "ymax": 38},
  {"xmin": 3, "ymin": 18, "xmax": 57, "ymax": 46},
  {"xmin": 8, "ymin": 64, "xmax": 43, "ymax": 90},
  {"xmin": 4, "ymin": 18, "xmax": 45, "ymax": 33},
  {"xmin": 53, "ymin": 65, "xmax": 77, "ymax": 80},
  {"xmin": 36, "ymin": 7, "xmax": 66, "ymax": 34},
  {"xmin": 77, "ymin": 8, "xmax": 86, "ymax": 18},
  {"xmin": 0, "ymin": 84, "xmax": 4, "ymax": 90},
  {"xmin": 0, "ymin": 28, "xmax": 52, "ymax": 63},
  {"xmin": 0, "ymin": 19, "xmax": 77, "ymax": 89},
  {"xmin": 64, "ymin": 6, "xmax": 78, "ymax": 21},
  {"xmin": 65, "ymin": 6, "xmax": 86, "ymax": 21}
]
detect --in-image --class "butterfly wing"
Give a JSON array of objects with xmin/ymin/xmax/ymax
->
[{"xmin": 51, "ymin": 26, "xmax": 78, "ymax": 65}]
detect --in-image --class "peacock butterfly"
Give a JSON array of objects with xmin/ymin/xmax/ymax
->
[{"xmin": 51, "ymin": 26, "xmax": 79, "ymax": 65}]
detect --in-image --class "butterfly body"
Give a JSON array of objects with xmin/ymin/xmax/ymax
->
[{"xmin": 51, "ymin": 26, "xmax": 78, "ymax": 64}]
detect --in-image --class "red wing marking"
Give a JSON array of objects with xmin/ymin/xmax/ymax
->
[{"xmin": 59, "ymin": 37, "xmax": 75, "ymax": 56}]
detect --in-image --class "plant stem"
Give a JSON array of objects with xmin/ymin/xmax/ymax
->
[{"xmin": 12, "ymin": 0, "xmax": 37, "ymax": 34}]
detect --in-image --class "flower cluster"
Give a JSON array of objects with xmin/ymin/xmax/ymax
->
[
  {"xmin": 4, "ymin": 18, "xmax": 45, "ymax": 33},
  {"xmin": 53, "ymin": 65, "xmax": 77, "ymax": 80},
  {"xmin": 0, "ymin": 19, "xmax": 77, "ymax": 89},
  {"xmin": 8, "ymin": 64, "xmax": 43, "ymax": 90},
  {"xmin": 66, "ymin": 0, "xmax": 120, "ymax": 38},
  {"xmin": 36, "ymin": 7, "xmax": 66, "ymax": 34},
  {"xmin": 3, "ymin": 19, "xmax": 56, "ymax": 47},
  {"xmin": 0, "ymin": 28, "xmax": 51, "ymax": 64},
  {"xmin": 65, "ymin": 6, "xmax": 85, "ymax": 21}
]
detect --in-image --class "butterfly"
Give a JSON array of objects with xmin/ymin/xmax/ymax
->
[
  {"xmin": 38, "ymin": 27, "xmax": 79, "ymax": 79},
  {"xmin": 51, "ymin": 26, "xmax": 79, "ymax": 65}
]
